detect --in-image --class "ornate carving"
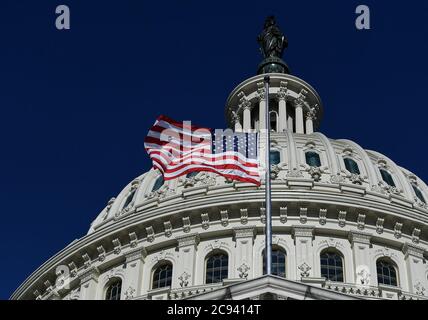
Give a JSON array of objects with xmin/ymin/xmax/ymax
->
[
  {"xmin": 208, "ymin": 240, "xmax": 227, "ymax": 252},
  {"xmin": 178, "ymin": 272, "xmax": 191, "ymax": 288},
  {"xmin": 287, "ymin": 168, "xmax": 303, "ymax": 178},
  {"xmin": 293, "ymin": 226, "xmax": 314, "ymax": 238},
  {"xmin": 349, "ymin": 231, "xmax": 371, "ymax": 245},
  {"xmin": 338, "ymin": 211, "xmax": 347, "ymax": 228},
  {"xmin": 237, "ymin": 263, "xmax": 250, "ymax": 279},
  {"xmin": 375, "ymin": 247, "xmax": 397, "ymax": 260},
  {"xmin": 394, "ymin": 223, "xmax": 403, "ymax": 239},
  {"xmin": 112, "ymin": 238, "xmax": 122, "ymax": 254},
  {"xmin": 201, "ymin": 213, "xmax": 210, "ymax": 230},
  {"xmin": 240, "ymin": 209, "xmax": 248, "ymax": 225},
  {"xmin": 181, "ymin": 172, "xmax": 216, "ymax": 189},
  {"xmin": 412, "ymin": 228, "xmax": 421, "ymax": 244},
  {"xmin": 320, "ymin": 238, "xmax": 344, "ymax": 250},
  {"xmin": 260, "ymin": 207, "xmax": 266, "ymax": 224},
  {"xmin": 68, "ymin": 262, "xmax": 77, "ymax": 277},
  {"xmin": 124, "ymin": 286, "xmax": 136, "ymax": 300},
  {"xmin": 298, "ymin": 262, "xmax": 311, "ymax": 278},
  {"xmin": 163, "ymin": 221, "xmax": 172, "ymax": 238},
  {"xmin": 146, "ymin": 227, "xmax": 155, "ymax": 243},
  {"xmin": 356, "ymin": 266, "xmax": 371, "ymax": 286},
  {"xmin": 357, "ymin": 214, "xmax": 366, "ymax": 230},
  {"xmin": 129, "ymin": 232, "xmax": 138, "ymax": 248},
  {"xmin": 151, "ymin": 250, "xmax": 174, "ymax": 264},
  {"xmin": 256, "ymin": 82, "xmax": 266, "ymax": 101},
  {"xmin": 319, "ymin": 209, "xmax": 327, "ymax": 226},
  {"xmin": 182, "ymin": 217, "xmax": 191, "ymax": 233},
  {"xmin": 415, "ymin": 282, "xmax": 426, "ymax": 296},
  {"xmin": 97, "ymin": 246, "xmax": 106, "ymax": 262},
  {"xmin": 280, "ymin": 207, "xmax": 288, "ymax": 224},
  {"xmin": 105, "ymin": 197, "xmax": 116, "ymax": 214},
  {"xmin": 402, "ymin": 243, "xmax": 425, "ymax": 259},
  {"xmin": 234, "ymin": 226, "xmax": 256, "ymax": 239},
  {"xmin": 220, "ymin": 210, "xmax": 229, "ymax": 227},
  {"xmin": 300, "ymin": 207, "xmax": 308, "ymax": 224},
  {"xmin": 376, "ymin": 218, "xmax": 385, "ymax": 234},
  {"xmin": 308, "ymin": 166, "xmax": 323, "ymax": 182},
  {"xmin": 176, "ymin": 234, "xmax": 200, "ymax": 248},
  {"xmin": 347, "ymin": 173, "xmax": 365, "ymax": 185},
  {"xmin": 330, "ymin": 173, "xmax": 345, "ymax": 184},
  {"xmin": 277, "ymin": 81, "xmax": 288, "ymax": 101}
]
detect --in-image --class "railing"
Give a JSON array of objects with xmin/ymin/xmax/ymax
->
[
  {"xmin": 322, "ymin": 282, "xmax": 382, "ymax": 299},
  {"xmin": 168, "ymin": 283, "xmax": 224, "ymax": 300}
]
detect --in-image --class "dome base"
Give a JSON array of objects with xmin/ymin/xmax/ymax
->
[{"xmin": 257, "ymin": 57, "xmax": 290, "ymax": 74}]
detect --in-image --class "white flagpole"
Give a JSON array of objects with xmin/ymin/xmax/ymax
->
[{"xmin": 264, "ymin": 75, "xmax": 272, "ymax": 275}]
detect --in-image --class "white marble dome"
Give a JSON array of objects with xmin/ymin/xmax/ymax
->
[{"xmin": 12, "ymin": 72, "xmax": 428, "ymax": 301}]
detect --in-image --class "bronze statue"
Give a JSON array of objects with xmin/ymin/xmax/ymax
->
[{"xmin": 257, "ymin": 16, "xmax": 288, "ymax": 59}]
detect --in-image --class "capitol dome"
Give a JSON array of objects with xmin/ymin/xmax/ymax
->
[{"xmin": 11, "ymin": 20, "xmax": 428, "ymax": 301}]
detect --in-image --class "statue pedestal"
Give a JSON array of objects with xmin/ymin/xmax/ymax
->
[{"xmin": 257, "ymin": 57, "xmax": 290, "ymax": 75}]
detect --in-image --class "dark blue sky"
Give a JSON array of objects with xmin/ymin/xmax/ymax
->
[{"xmin": 1, "ymin": 1, "xmax": 427, "ymax": 299}]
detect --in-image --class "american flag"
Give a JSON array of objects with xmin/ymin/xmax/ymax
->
[{"xmin": 144, "ymin": 115, "xmax": 260, "ymax": 185}]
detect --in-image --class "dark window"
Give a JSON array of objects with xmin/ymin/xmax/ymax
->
[
  {"xmin": 305, "ymin": 151, "xmax": 321, "ymax": 167},
  {"xmin": 377, "ymin": 260, "xmax": 398, "ymax": 287},
  {"xmin": 344, "ymin": 158, "xmax": 360, "ymax": 175},
  {"xmin": 270, "ymin": 151, "xmax": 281, "ymax": 165},
  {"xmin": 152, "ymin": 176, "xmax": 164, "ymax": 192},
  {"xmin": 152, "ymin": 263, "xmax": 173, "ymax": 289},
  {"xmin": 123, "ymin": 190, "xmax": 136, "ymax": 209},
  {"xmin": 206, "ymin": 253, "xmax": 228, "ymax": 284},
  {"xmin": 186, "ymin": 172, "xmax": 199, "ymax": 179},
  {"xmin": 380, "ymin": 169, "xmax": 395, "ymax": 187},
  {"xmin": 412, "ymin": 185, "xmax": 426, "ymax": 204},
  {"xmin": 263, "ymin": 249, "xmax": 286, "ymax": 278},
  {"xmin": 320, "ymin": 251, "xmax": 344, "ymax": 282},
  {"xmin": 270, "ymin": 112, "xmax": 278, "ymax": 132},
  {"xmin": 105, "ymin": 279, "xmax": 122, "ymax": 300}
]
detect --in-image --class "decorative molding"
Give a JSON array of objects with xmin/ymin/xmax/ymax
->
[
  {"xmin": 349, "ymin": 231, "xmax": 372, "ymax": 245},
  {"xmin": 112, "ymin": 238, "xmax": 122, "ymax": 255},
  {"xmin": 176, "ymin": 233, "xmax": 200, "ymax": 248},
  {"xmin": 260, "ymin": 207, "xmax": 266, "ymax": 224},
  {"xmin": 280, "ymin": 207, "xmax": 288, "ymax": 224},
  {"xmin": 124, "ymin": 286, "xmax": 136, "ymax": 300},
  {"xmin": 357, "ymin": 214, "xmax": 366, "ymax": 231},
  {"xmin": 233, "ymin": 226, "xmax": 256, "ymax": 240},
  {"xmin": 126, "ymin": 247, "xmax": 147, "ymax": 264},
  {"xmin": 319, "ymin": 209, "xmax": 327, "ymax": 226},
  {"xmin": 412, "ymin": 228, "xmax": 421, "ymax": 244},
  {"xmin": 240, "ymin": 209, "xmax": 248, "ymax": 225},
  {"xmin": 220, "ymin": 210, "xmax": 229, "ymax": 227},
  {"xmin": 394, "ymin": 223, "xmax": 403, "ymax": 239},
  {"xmin": 292, "ymin": 226, "xmax": 314, "ymax": 238},
  {"xmin": 237, "ymin": 263, "xmax": 250, "ymax": 279},
  {"xmin": 256, "ymin": 82, "xmax": 266, "ymax": 101},
  {"xmin": 129, "ymin": 232, "xmax": 138, "ymax": 248},
  {"xmin": 178, "ymin": 272, "xmax": 191, "ymax": 288},
  {"xmin": 68, "ymin": 262, "xmax": 77, "ymax": 277},
  {"xmin": 82, "ymin": 253, "xmax": 91, "ymax": 269},
  {"xmin": 375, "ymin": 247, "xmax": 398, "ymax": 260},
  {"xmin": 300, "ymin": 208, "xmax": 308, "ymax": 224},
  {"xmin": 298, "ymin": 262, "xmax": 311, "ymax": 278},
  {"xmin": 201, "ymin": 213, "xmax": 210, "ymax": 230},
  {"xmin": 79, "ymin": 267, "xmax": 99, "ymax": 284},
  {"xmin": 376, "ymin": 218, "xmax": 385, "ymax": 235},
  {"xmin": 97, "ymin": 246, "xmax": 106, "ymax": 262},
  {"xmin": 182, "ymin": 217, "xmax": 191, "ymax": 234},
  {"xmin": 151, "ymin": 250, "xmax": 175, "ymax": 264},
  {"xmin": 402, "ymin": 243, "xmax": 425, "ymax": 259},
  {"xmin": 163, "ymin": 221, "xmax": 172, "ymax": 238},
  {"xmin": 277, "ymin": 81, "xmax": 288, "ymax": 101},
  {"xmin": 146, "ymin": 226, "xmax": 155, "ymax": 243},
  {"xmin": 319, "ymin": 238, "xmax": 344, "ymax": 250},
  {"xmin": 338, "ymin": 211, "xmax": 347, "ymax": 228},
  {"xmin": 206, "ymin": 240, "xmax": 228, "ymax": 253},
  {"xmin": 414, "ymin": 282, "xmax": 426, "ymax": 296}
]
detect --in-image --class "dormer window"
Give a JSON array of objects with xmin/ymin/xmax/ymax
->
[
  {"xmin": 344, "ymin": 158, "xmax": 360, "ymax": 175},
  {"xmin": 152, "ymin": 176, "xmax": 164, "ymax": 192},
  {"xmin": 380, "ymin": 169, "xmax": 395, "ymax": 187},
  {"xmin": 270, "ymin": 151, "xmax": 281, "ymax": 166},
  {"xmin": 305, "ymin": 151, "xmax": 321, "ymax": 168},
  {"xmin": 412, "ymin": 185, "xmax": 426, "ymax": 204},
  {"xmin": 122, "ymin": 190, "xmax": 136, "ymax": 209}
]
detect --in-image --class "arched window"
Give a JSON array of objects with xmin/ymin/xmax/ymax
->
[
  {"xmin": 122, "ymin": 190, "xmax": 136, "ymax": 209},
  {"xmin": 320, "ymin": 250, "xmax": 344, "ymax": 282},
  {"xmin": 105, "ymin": 279, "xmax": 122, "ymax": 300},
  {"xmin": 270, "ymin": 111, "xmax": 278, "ymax": 132},
  {"xmin": 380, "ymin": 169, "xmax": 396, "ymax": 187},
  {"xmin": 377, "ymin": 259, "xmax": 398, "ymax": 287},
  {"xmin": 270, "ymin": 151, "xmax": 281, "ymax": 166},
  {"xmin": 305, "ymin": 151, "xmax": 321, "ymax": 167},
  {"xmin": 152, "ymin": 262, "xmax": 173, "ymax": 289},
  {"xmin": 205, "ymin": 252, "xmax": 228, "ymax": 284},
  {"xmin": 263, "ymin": 248, "xmax": 286, "ymax": 278},
  {"xmin": 412, "ymin": 185, "xmax": 426, "ymax": 204},
  {"xmin": 152, "ymin": 175, "xmax": 164, "ymax": 192},
  {"xmin": 186, "ymin": 171, "xmax": 199, "ymax": 179},
  {"xmin": 344, "ymin": 158, "xmax": 360, "ymax": 175}
]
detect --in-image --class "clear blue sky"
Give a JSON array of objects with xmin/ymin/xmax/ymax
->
[{"xmin": 1, "ymin": 0, "xmax": 427, "ymax": 299}]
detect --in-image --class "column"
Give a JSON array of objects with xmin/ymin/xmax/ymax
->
[
  {"xmin": 123, "ymin": 248, "xmax": 147, "ymax": 299},
  {"xmin": 233, "ymin": 226, "xmax": 256, "ymax": 279},
  {"xmin": 243, "ymin": 106, "xmax": 251, "ymax": 131},
  {"xmin": 403, "ymin": 243, "xmax": 427, "ymax": 295},
  {"xmin": 287, "ymin": 115, "xmax": 294, "ymax": 132},
  {"xmin": 292, "ymin": 226, "xmax": 315, "ymax": 281},
  {"xmin": 234, "ymin": 116, "xmax": 242, "ymax": 132},
  {"xmin": 305, "ymin": 115, "xmax": 314, "ymax": 134},
  {"xmin": 175, "ymin": 233, "xmax": 200, "ymax": 288},
  {"xmin": 257, "ymin": 83, "xmax": 267, "ymax": 131},
  {"xmin": 349, "ymin": 231, "xmax": 373, "ymax": 286},
  {"xmin": 79, "ymin": 267, "xmax": 99, "ymax": 300},
  {"xmin": 295, "ymin": 101, "xmax": 304, "ymax": 134},
  {"xmin": 278, "ymin": 93, "xmax": 287, "ymax": 132}
]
